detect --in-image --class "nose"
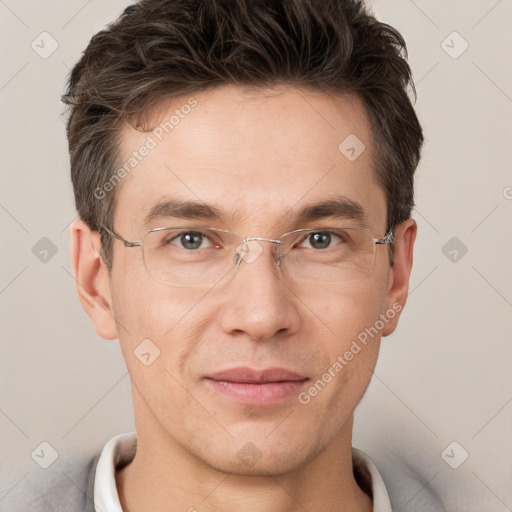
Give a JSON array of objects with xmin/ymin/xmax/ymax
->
[{"xmin": 218, "ymin": 239, "xmax": 301, "ymax": 341}]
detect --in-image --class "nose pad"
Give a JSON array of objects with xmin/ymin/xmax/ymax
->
[
  {"xmin": 234, "ymin": 238, "xmax": 264, "ymax": 265},
  {"xmin": 234, "ymin": 237, "xmax": 282, "ymax": 265}
]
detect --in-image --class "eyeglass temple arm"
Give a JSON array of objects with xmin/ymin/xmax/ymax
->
[
  {"xmin": 374, "ymin": 229, "xmax": 395, "ymax": 245},
  {"xmin": 101, "ymin": 225, "xmax": 142, "ymax": 248}
]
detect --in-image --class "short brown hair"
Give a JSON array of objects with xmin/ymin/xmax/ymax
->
[{"xmin": 62, "ymin": 0, "xmax": 423, "ymax": 272}]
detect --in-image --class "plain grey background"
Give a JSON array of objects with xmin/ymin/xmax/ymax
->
[{"xmin": 1, "ymin": 1, "xmax": 511, "ymax": 510}]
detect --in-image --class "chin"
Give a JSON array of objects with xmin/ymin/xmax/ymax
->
[
  {"xmin": 207, "ymin": 452, "xmax": 310, "ymax": 477},
  {"xmin": 190, "ymin": 435, "xmax": 325, "ymax": 477}
]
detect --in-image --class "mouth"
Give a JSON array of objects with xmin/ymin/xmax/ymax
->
[{"xmin": 203, "ymin": 367, "xmax": 309, "ymax": 405}]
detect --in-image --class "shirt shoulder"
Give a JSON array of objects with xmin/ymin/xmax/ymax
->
[
  {"xmin": 1, "ymin": 450, "xmax": 100, "ymax": 512},
  {"xmin": 354, "ymin": 449, "xmax": 446, "ymax": 511}
]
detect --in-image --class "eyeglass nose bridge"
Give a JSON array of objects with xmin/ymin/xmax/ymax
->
[{"xmin": 234, "ymin": 236, "xmax": 283, "ymax": 266}]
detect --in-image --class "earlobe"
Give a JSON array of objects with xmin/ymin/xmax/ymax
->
[
  {"xmin": 381, "ymin": 218, "xmax": 417, "ymax": 337},
  {"xmin": 70, "ymin": 219, "xmax": 118, "ymax": 340}
]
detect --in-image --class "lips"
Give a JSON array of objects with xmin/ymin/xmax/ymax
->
[
  {"xmin": 205, "ymin": 366, "xmax": 308, "ymax": 384},
  {"xmin": 204, "ymin": 367, "xmax": 309, "ymax": 405}
]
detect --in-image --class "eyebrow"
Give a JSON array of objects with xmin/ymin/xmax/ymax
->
[
  {"xmin": 143, "ymin": 199, "xmax": 223, "ymax": 228},
  {"xmin": 142, "ymin": 196, "xmax": 367, "ymax": 229},
  {"xmin": 295, "ymin": 198, "xmax": 367, "ymax": 225}
]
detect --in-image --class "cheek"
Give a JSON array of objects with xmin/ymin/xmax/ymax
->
[
  {"xmin": 299, "ymin": 282, "xmax": 385, "ymax": 391},
  {"xmin": 301, "ymin": 281, "xmax": 385, "ymax": 341},
  {"xmin": 110, "ymin": 273, "xmax": 201, "ymax": 362},
  {"xmin": 110, "ymin": 280, "xmax": 209, "ymax": 416}
]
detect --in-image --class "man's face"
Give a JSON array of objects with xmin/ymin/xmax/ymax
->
[{"xmin": 107, "ymin": 85, "xmax": 398, "ymax": 474}]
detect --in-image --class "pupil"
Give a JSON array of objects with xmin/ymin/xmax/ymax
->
[
  {"xmin": 310, "ymin": 232, "xmax": 330, "ymax": 249},
  {"xmin": 181, "ymin": 232, "xmax": 203, "ymax": 249}
]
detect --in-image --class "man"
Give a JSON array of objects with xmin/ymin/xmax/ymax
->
[{"xmin": 10, "ymin": 0, "xmax": 429, "ymax": 510}]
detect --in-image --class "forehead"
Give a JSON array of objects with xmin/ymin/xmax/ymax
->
[{"xmin": 114, "ymin": 84, "xmax": 386, "ymax": 234}]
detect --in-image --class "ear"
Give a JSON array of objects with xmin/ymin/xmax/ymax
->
[
  {"xmin": 381, "ymin": 218, "xmax": 417, "ymax": 337},
  {"xmin": 70, "ymin": 218, "xmax": 118, "ymax": 340}
]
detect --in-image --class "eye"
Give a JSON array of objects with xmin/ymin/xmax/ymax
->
[
  {"xmin": 299, "ymin": 231, "xmax": 343, "ymax": 250},
  {"xmin": 170, "ymin": 231, "xmax": 213, "ymax": 250}
]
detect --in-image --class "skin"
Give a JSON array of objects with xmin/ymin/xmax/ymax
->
[{"xmin": 71, "ymin": 84, "xmax": 416, "ymax": 512}]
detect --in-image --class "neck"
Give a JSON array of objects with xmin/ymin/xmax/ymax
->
[{"xmin": 116, "ymin": 402, "xmax": 372, "ymax": 512}]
